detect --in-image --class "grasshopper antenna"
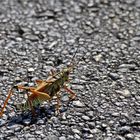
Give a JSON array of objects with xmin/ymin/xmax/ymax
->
[
  {"xmin": 69, "ymin": 37, "xmax": 80, "ymax": 69},
  {"xmin": 69, "ymin": 48, "xmax": 79, "ymax": 66}
]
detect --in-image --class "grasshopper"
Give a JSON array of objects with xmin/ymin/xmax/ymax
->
[{"xmin": 0, "ymin": 61, "xmax": 77, "ymax": 117}]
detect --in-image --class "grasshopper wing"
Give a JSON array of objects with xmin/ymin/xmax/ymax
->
[{"xmin": 18, "ymin": 90, "xmax": 51, "ymax": 110}]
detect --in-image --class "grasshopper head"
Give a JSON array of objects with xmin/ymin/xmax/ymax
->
[
  {"xmin": 62, "ymin": 64, "xmax": 74, "ymax": 82},
  {"xmin": 62, "ymin": 68, "xmax": 70, "ymax": 81}
]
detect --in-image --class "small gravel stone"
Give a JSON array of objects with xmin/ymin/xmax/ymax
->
[
  {"xmin": 46, "ymin": 135, "xmax": 58, "ymax": 140},
  {"xmin": 85, "ymin": 134, "xmax": 94, "ymax": 138},
  {"xmin": 61, "ymin": 95, "xmax": 69, "ymax": 102},
  {"xmin": 135, "ymin": 0, "xmax": 140, "ymax": 7},
  {"xmin": 118, "ymin": 126, "xmax": 131, "ymax": 135},
  {"xmin": 35, "ymin": 131, "xmax": 43, "ymax": 135},
  {"xmin": 102, "ymin": 123, "xmax": 107, "ymax": 128},
  {"xmin": 47, "ymin": 41, "xmax": 58, "ymax": 49},
  {"xmin": 22, "ymin": 118, "xmax": 31, "ymax": 125},
  {"xmin": 24, "ymin": 34, "xmax": 39, "ymax": 41},
  {"xmin": 10, "ymin": 137, "xmax": 19, "ymax": 140},
  {"xmin": 87, "ymin": 122, "xmax": 95, "ymax": 129},
  {"xmin": 73, "ymin": 100, "xmax": 85, "ymax": 108},
  {"xmin": 14, "ymin": 126, "xmax": 22, "ymax": 132},
  {"xmin": 82, "ymin": 128, "xmax": 91, "ymax": 133},
  {"xmin": 5, "ymin": 130, "xmax": 15, "ymax": 136},
  {"xmin": 116, "ymin": 89, "xmax": 131, "ymax": 97},
  {"xmin": 72, "ymin": 129, "xmax": 81, "ymax": 134},
  {"xmin": 0, "ymin": 119, "xmax": 6, "ymax": 127},
  {"xmin": 130, "ymin": 120, "xmax": 140, "ymax": 126},
  {"xmin": 74, "ymin": 134, "xmax": 81, "ymax": 139},
  {"xmin": 28, "ymin": 68, "xmax": 35, "ymax": 72},
  {"xmin": 7, "ymin": 124, "xmax": 21, "ymax": 130},
  {"xmin": 37, "ymin": 119, "xmax": 45, "ymax": 125},
  {"xmin": 82, "ymin": 115, "xmax": 90, "ymax": 121},
  {"xmin": 108, "ymin": 72, "xmax": 120, "ymax": 80},
  {"xmin": 27, "ymin": 138, "xmax": 36, "ymax": 140},
  {"xmin": 125, "ymin": 133, "xmax": 134, "ymax": 140},
  {"xmin": 135, "ymin": 137, "xmax": 140, "ymax": 140},
  {"xmin": 94, "ymin": 54, "xmax": 102, "ymax": 62},
  {"xmin": 59, "ymin": 136, "xmax": 66, "ymax": 140},
  {"xmin": 40, "ymin": 134, "xmax": 46, "ymax": 138},
  {"xmin": 115, "ymin": 135, "xmax": 126, "ymax": 140},
  {"xmin": 119, "ymin": 64, "xmax": 137, "ymax": 71},
  {"xmin": 86, "ymin": 111, "xmax": 94, "ymax": 117},
  {"xmin": 111, "ymin": 112, "xmax": 120, "ymax": 117},
  {"xmin": 104, "ymin": 137, "xmax": 112, "ymax": 140},
  {"xmin": 51, "ymin": 117, "xmax": 59, "ymax": 124}
]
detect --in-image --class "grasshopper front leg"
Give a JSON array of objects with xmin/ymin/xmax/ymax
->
[{"xmin": 63, "ymin": 85, "xmax": 76, "ymax": 100}]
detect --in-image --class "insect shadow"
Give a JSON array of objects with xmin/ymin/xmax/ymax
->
[{"xmin": 2, "ymin": 100, "xmax": 72, "ymax": 127}]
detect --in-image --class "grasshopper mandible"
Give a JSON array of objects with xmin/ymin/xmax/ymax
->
[{"xmin": 0, "ymin": 63, "xmax": 76, "ymax": 117}]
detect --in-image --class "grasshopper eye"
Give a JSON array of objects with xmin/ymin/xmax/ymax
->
[{"xmin": 65, "ymin": 70, "xmax": 69, "ymax": 75}]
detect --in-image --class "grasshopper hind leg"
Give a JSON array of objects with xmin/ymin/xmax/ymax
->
[{"xmin": 0, "ymin": 88, "xmax": 14, "ymax": 117}]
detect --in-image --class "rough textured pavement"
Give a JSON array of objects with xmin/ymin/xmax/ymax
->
[{"xmin": 0, "ymin": 0, "xmax": 140, "ymax": 140}]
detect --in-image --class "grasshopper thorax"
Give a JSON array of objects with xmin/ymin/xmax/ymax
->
[{"xmin": 61, "ymin": 68, "xmax": 70, "ymax": 82}]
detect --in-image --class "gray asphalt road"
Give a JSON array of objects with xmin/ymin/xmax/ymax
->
[{"xmin": 0, "ymin": 0, "xmax": 140, "ymax": 140}]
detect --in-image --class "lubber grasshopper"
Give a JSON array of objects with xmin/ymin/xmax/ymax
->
[{"xmin": 0, "ymin": 58, "xmax": 77, "ymax": 117}]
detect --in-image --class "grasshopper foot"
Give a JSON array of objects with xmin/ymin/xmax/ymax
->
[{"xmin": 69, "ymin": 94, "xmax": 76, "ymax": 101}]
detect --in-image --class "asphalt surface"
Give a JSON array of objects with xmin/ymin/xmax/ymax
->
[{"xmin": 0, "ymin": 0, "xmax": 140, "ymax": 140}]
